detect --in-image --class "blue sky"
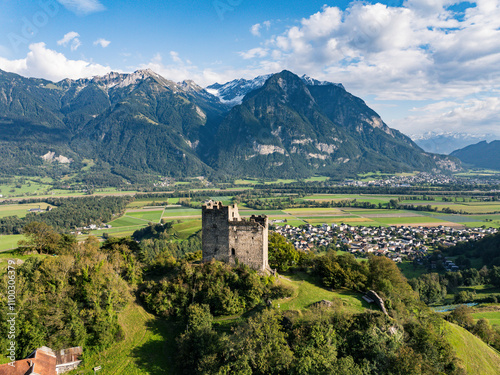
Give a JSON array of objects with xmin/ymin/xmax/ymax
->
[{"xmin": 0, "ymin": 0, "xmax": 499, "ymax": 140}]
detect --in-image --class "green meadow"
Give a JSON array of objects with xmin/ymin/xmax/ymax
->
[
  {"xmin": 276, "ymin": 272, "xmax": 370, "ymax": 314},
  {"xmin": 471, "ymin": 310, "xmax": 500, "ymax": 327},
  {"xmin": 0, "ymin": 203, "xmax": 56, "ymax": 218},
  {"xmin": 445, "ymin": 322, "xmax": 500, "ymax": 375},
  {"xmin": 0, "ymin": 235, "xmax": 24, "ymax": 251}
]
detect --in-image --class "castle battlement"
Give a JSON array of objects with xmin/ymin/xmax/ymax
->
[{"xmin": 202, "ymin": 201, "xmax": 268, "ymax": 270}]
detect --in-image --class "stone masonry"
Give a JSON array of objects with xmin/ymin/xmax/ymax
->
[{"xmin": 202, "ymin": 201, "xmax": 269, "ymax": 271}]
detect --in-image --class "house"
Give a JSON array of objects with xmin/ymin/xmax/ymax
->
[{"xmin": 0, "ymin": 347, "xmax": 82, "ymax": 375}]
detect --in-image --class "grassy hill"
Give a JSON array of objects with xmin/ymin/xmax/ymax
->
[
  {"xmin": 69, "ymin": 302, "xmax": 180, "ymax": 375},
  {"xmin": 445, "ymin": 321, "xmax": 500, "ymax": 375},
  {"xmin": 275, "ymin": 272, "xmax": 370, "ymax": 313}
]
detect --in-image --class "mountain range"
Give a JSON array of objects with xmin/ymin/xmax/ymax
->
[
  {"xmin": 411, "ymin": 132, "xmax": 496, "ymax": 155},
  {"xmin": 0, "ymin": 68, "xmax": 460, "ymax": 180},
  {"xmin": 450, "ymin": 141, "xmax": 500, "ymax": 170}
]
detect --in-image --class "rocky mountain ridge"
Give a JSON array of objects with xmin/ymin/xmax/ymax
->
[{"xmin": 0, "ymin": 68, "xmax": 460, "ymax": 179}]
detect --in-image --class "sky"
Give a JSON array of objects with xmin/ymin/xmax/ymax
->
[{"xmin": 0, "ymin": 0, "xmax": 499, "ymax": 140}]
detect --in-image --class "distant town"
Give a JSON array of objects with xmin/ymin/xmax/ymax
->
[{"xmin": 275, "ymin": 222, "xmax": 498, "ymax": 268}]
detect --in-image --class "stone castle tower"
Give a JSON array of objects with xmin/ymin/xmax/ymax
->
[{"xmin": 202, "ymin": 201, "xmax": 268, "ymax": 271}]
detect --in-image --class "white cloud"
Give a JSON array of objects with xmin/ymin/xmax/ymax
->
[
  {"xmin": 392, "ymin": 97, "xmax": 500, "ymax": 137},
  {"xmin": 239, "ymin": 47, "xmax": 268, "ymax": 59},
  {"xmin": 138, "ymin": 52, "xmax": 276, "ymax": 87},
  {"xmin": 0, "ymin": 42, "xmax": 112, "ymax": 81},
  {"xmin": 250, "ymin": 23, "xmax": 261, "ymax": 37},
  {"xmin": 93, "ymin": 38, "xmax": 110, "ymax": 48},
  {"xmin": 239, "ymin": 1, "xmax": 500, "ymax": 102},
  {"xmin": 170, "ymin": 51, "xmax": 182, "ymax": 63},
  {"xmin": 57, "ymin": 0, "xmax": 106, "ymax": 15},
  {"xmin": 57, "ymin": 31, "xmax": 81, "ymax": 51}
]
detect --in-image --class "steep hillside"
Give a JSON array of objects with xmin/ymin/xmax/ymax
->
[
  {"xmin": 451, "ymin": 140, "xmax": 500, "ymax": 170},
  {"xmin": 445, "ymin": 321, "xmax": 500, "ymax": 374}
]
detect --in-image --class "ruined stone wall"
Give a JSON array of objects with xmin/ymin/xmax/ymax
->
[
  {"xmin": 228, "ymin": 216, "xmax": 268, "ymax": 270},
  {"xmin": 202, "ymin": 202, "xmax": 268, "ymax": 271},
  {"xmin": 202, "ymin": 201, "xmax": 231, "ymax": 263}
]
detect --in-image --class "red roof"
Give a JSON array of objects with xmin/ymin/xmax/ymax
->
[{"xmin": 0, "ymin": 348, "xmax": 56, "ymax": 375}]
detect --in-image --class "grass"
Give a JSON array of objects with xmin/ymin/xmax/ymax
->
[
  {"xmin": 444, "ymin": 321, "xmax": 500, "ymax": 375},
  {"xmin": 127, "ymin": 210, "xmax": 164, "ymax": 222},
  {"xmin": 275, "ymin": 272, "xmax": 370, "ymax": 313},
  {"xmin": 162, "ymin": 208, "xmax": 201, "ymax": 217},
  {"xmin": 397, "ymin": 261, "xmax": 429, "ymax": 279},
  {"xmin": 109, "ymin": 216, "xmax": 150, "ymax": 227},
  {"xmin": 471, "ymin": 311, "xmax": 500, "ymax": 327},
  {"xmin": 172, "ymin": 219, "xmax": 202, "ymax": 239},
  {"xmin": 280, "ymin": 219, "xmax": 306, "ymax": 227},
  {"xmin": 69, "ymin": 302, "xmax": 180, "ymax": 375},
  {"xmin": 371, "ymin": 216, "xmax": 448, "ymax": 225},
  {"xmin": 0, "ymin": 249, "xmax": 46, "ymax": 276},
  {"xmin": 0, "ymin": 203, "xmax": 56, "ymax": 218},
  {"xmin": 0, "ymin": 234, "xmax": 24, "ymax": 251}
]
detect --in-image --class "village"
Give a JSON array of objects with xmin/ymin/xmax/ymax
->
[
  {"xmin": 339, "ymin": 172, "xmax": 500, "ymax": 188},
  {"xmin": 274, "ymin": 222, "xmax": 498, "ymax": 267}
]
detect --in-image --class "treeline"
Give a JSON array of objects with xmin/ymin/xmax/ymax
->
[
  {"xmin": 409, "ymin": 267, "xmax": 500, "ymax": 305},
  {"xmin": 142, "ymin": 261, "xmax": 293, "ymax": 318},
  {"xmin": 176, "ymin": 305, "xmax": 464, "ymax": 375},
  {"xmin": 138, "ymin": 231, "xmax": 203, "ymax": 264},
  {"xmin": 444, "ymin": 232, "xmax": 500, "ymax": 267},
  {"xmin": 0, "ymin": 196, "xmax": 133, "ymax": 234},
  {"xmin": 170, "ymin": 252, "xmax": 465, "ymax": 375},
  {"xmin": 0, "ymin": 233, "xmax": 141, "ymax": 359}
]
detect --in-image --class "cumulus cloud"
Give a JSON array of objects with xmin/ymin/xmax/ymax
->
[
  {"xmin": 93, "ymin": 38, "xmax": 110, "ymax": 48},
  {"xmin": 233, "ymin": 1, "xmax": 500, "ymax": 136},
  {"xmin": 239, "ymin": 47, "xmax": 268, "ymax": 59},
  {"xmin": 138, "ymin": 52, "xmax": 276, "ymax": 87},
  {"xmin": 0, "ymin": 42, "xmax": 112, "ymax": 81},
  {"xmin": 241, "ymin": 1, "xmax": 500, "ymax": 100},
  {"xmin": 392, "ymin": 97, "xmax": 500, "ymax": 137},
  {"xmin": 250, "ymin": 23, "xmax": 261, "ymax": 36},
  {"xmin": 57, "ymin": 31, "xmax": 81, "ymax": 51},
  {"xmin": 57, "ymin": 0, "xmax": 106, "ymax": 15}
]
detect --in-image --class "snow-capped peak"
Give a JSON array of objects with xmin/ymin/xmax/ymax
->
[
  {"xmin": 206, "ymin": 74, "xmax": 273, "ymax": 106},
  {"xmin": 300, "ymin": 74, "xmax": 344, "ymax": 89}
]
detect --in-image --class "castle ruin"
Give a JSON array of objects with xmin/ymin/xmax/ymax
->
[{"xmin": 202, "ymin": 201, "xmax": 269, "ymax": 271}]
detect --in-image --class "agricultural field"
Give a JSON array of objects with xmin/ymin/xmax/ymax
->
[
  {"xmin": 162, "ymin": 208, "xmax": 201, "ymax": 218},
  {"xmin": 0, "ymin": 177, "xmax": 53, "ymax": 198},
  {"xmin": 172, "ymin": 219, "xmax": 202, "ymax": 239},
  {"xmin": 0, "ymin": 203, "xmax": 56, "ymax": 218},
  {"xmin": 126, "ymin": 209, "xmax": 164, "ymax": 222}
]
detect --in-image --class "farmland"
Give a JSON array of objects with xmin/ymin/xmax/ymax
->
[{"xmin": 0, "ymin": 191, "xmax": 499, "ymax": 249}]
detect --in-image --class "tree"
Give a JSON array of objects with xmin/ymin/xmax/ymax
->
[
  {"xmin": 268, "ymin": 232, "xmax": 299, "ymax": 272},
  {"xmin": 473, "ymin": 318, "xmax": 495, "ymax": 345},
  {"xmin": 448, "ymin": 305, "xmax": 474, "ymax": 329},
  {"xmin": 223, "ymin": 309, "xmax": 293, "ymax": 375},
  {"xmin": 19, "ymin": 221, "xmax": 61, "ymax": 254}
]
